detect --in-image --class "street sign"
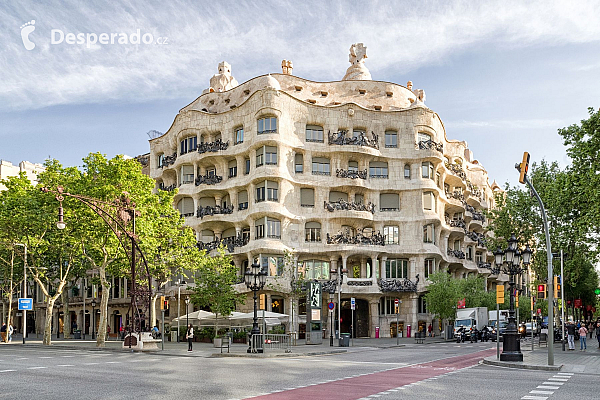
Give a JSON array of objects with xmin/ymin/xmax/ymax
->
[
  {"xmin": 18, "ymin": 298, "xmax": 33, "ymax": 310},
  {"xmin": 496, "ymin": 285, "xmax": 504, "ymax": 304},
  {"xmin": 394, "ymin": 298, "xmax": 399, "ymax": 306},
  {"xmin": 351, "ymin": 297, "xmax": 355, "ymax": 310},
  {"xmin": 328, "ymin": 301, "xmax": 334, "ymax": 311}
]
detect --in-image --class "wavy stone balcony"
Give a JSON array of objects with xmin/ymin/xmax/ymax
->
[
  {"xmin": 324, "ymin": 200, "xmax": 375, "ymax": 214},
  {"xmin": 328, "ymin": 130, "xmax": 379, "ymax": 149}
]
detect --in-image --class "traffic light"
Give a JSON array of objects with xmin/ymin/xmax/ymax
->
[
  {"xmin": 537, "ymin": 284, "xmax": 546, "ymax": 299},
  {"xmin": 160, "ymin": 295, "xmax": 169, "ymax": 310},
  {"xmin": 496, "ymin": 285, "xmax": 505, "ymax": 304},
  {"xmin": 531, "ymin": 295, "xmax": 535, "ymax": 310},
  {"xmin": 518, "ymin": 152, "xmax": 530, "ymax": 184},
  {"xmin": 554, "ymin": 276, "xmax": 560, "ymax": 299}
]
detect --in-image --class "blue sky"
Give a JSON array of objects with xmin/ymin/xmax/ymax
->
[{"xmin": 1, "ymin": 0, "xmax": 599, "ymax": 186}]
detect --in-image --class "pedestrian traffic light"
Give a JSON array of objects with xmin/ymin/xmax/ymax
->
[
  {"xmin": 496, "ymin": 285, "xmax": 504, "ymax": 304},
  {"xmin": 160, "ymin": 295, "xmax": 169, "ymax": 310},
  {"xmin": 537, "ymin": 284, "xmax": 546, "ymax": 299},
  {"xmin": 554, "ymin": 276, "xmax": 560, "ymax": 299},
  {"xmin": 518, "ymin": 152, "xmax": 530, "ymax": 184}
]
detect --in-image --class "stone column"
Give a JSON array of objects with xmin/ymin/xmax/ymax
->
[
  {"xmin": 369, "ymin": 299, "xmax": 379, "ymax": 338},
  {"xmin": 360, "ymin": 257, "xmax": 366, "ymax": 278},
  {"xmin": 371, "ymin": 256, "xmax": 378, "ymax": 284},
  {"xmin": 341, "ymin": 257, "xmax": 348, "ymax": 284},
  {"xmin": 380, "ymin": 256, "xmax": 388, "ymax": 279}
]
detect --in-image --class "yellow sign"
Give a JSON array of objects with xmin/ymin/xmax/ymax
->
[
  {"xmin": 496, "ymin": 285, "xmax": 505, "ymax": 304},
  {"xmin": 160, "ymin": 295, "xmax": 165, "ymax": 310},
  {"xmin": 259, "ymin": 293, "xmax": 266, "ymax": 310},
  {"xmin": 515, "ymin": 291, "xmax": 519, "ymax": 308}
]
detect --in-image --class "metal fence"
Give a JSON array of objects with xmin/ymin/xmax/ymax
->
[{"xmin": 250, "ymin": 333, "xmax": 293, "ymax": 354}]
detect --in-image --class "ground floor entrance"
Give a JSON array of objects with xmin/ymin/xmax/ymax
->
[{"xmin": 340, "ymin": 298, "xmax": 369, "ymax": 337}]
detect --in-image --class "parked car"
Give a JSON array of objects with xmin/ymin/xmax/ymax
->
[{"xmin": 491, "ymin": 321, "xmax": 508, "ymax": 342}]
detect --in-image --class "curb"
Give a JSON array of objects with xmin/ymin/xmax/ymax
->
[
  {"xmin": 211, "ymin": 349, "xmax": 348, "ymax": 358},
  {"xmin": 482, "ymin": 356, "xmax": 562, "ymax": 371}
]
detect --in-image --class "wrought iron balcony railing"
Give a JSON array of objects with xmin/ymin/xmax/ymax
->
[
  {"xmin": 195, "ymin": 173, "xmax": 223, "ymax": 186},
  {"xmin": 336, "ymin": 168, "xmax": 367, "ymax": 179},
  {"xmin": 197, "ymin": 139, "xmax": 229, "ymax": 154},
  {"xmin": 158, "ymin": 183, "xmax": 176, "ymax": 192},
  {"xmin": 465, "ymin": 230, "xmax": 487, "ymax": 247},
  {"xmin": 447, "ymin": 249, "xmax": 466, "ymax": 259},
  {"xmin": 328, "ymin": 130, "xmax": 379, "ymax": 149},
  {"xmin": 326, "ymin": 229, "xmax": 385, "ymax": 246},
  {"xmin": 196, "ymin": 204, "xmax": 234, "ymax": 219},
  {"xmin": 159, "ymin": 153, "xmax": 177, "ymax": 168},
  {"xmin": 418, "ymin": 139, "xmax": 443, "ymax": 153},
  {"xmin": 378, "ymin": 275, "xmax": 419, "ymax": 293},
  {"xmin": 324, "ymin": 199, "xmax": 375, "ymax": 214},
  {"xmin": 197, "ymin": 233, "xmax": 249, "ymax": 253}
]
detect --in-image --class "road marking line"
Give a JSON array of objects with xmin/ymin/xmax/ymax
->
[
  {"xmin": 530, "ymin": 391, "xmax": 554, "ymax": 395},
  {"xmin": 105, "ymin": 361, "xmax": 121, "ymax": 364},
  {"xmin": 83, "ymin": 363, "xmax": 99, "ymax": 365},
  {"xmin": 16, "ymin": 358, "xmax": 29, "ymax": 360},
  {"xmin": 537, "ymin": 386, "xmax": 560, "ymax": 390},
  {"xmin": 543, "ymin": 382, "xmax": 563, "ymax": 385},
  {"xmin": 27, "ymin": 366, "xmax": 47, "ymax": 369},
  {"xmin": 39, "ymin": 356, "xmax": 53, "ymax": 359},
  {"xmin": 57, "ymin": 364, "xmax": 74, "ymax": 367},
  {"xmin": 547, "ymin": 378, "xmax": 568, "ymax": 381},
  {"xmin": 0, "ymin": 370, "xmax": 16, "ymax": 373},
  {"xmin": 521, "ymin": 397, "xmax": 548, "ymax": 400},
  {"xmin": 556, "ymin": 372, "xmax": 573, "ymax": 376},
  {"xmin": 61, "ymin": 355, "xmax": 75, "ymax": 358}
]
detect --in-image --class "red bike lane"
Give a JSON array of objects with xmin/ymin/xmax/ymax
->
[{"xmin": 246, "ymin": 348, "xmax": 496, "ymax": 400}]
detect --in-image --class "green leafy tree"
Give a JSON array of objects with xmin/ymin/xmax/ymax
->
[
  {"xmin": 189, "ymin": 247, "xmax": 244, "ymax": 337},
  {"xmin": 424, "ymin": 271, "xmax": 460, "ymax": 323}
]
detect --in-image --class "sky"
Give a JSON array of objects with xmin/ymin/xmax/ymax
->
[{"xmin": 1, "ymin": 0, "xmax": 600, "ymax": 187}]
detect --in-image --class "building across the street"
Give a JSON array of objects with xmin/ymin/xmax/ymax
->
[
  {"xmin": 0, "ymin": 159, "xmax": 44, "ymax": 190},
  {"xmin": 143, "ymin": 43, "xmax": 509, "ymax": 339}
]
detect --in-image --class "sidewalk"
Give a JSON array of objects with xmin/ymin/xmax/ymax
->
[
  {"xmin": 483, "ymin": 340, "xmax": 600, "ymax": 374},
  {"xmin": 1, "ymin": 333, "xmax": 447, "ymax": 358}
]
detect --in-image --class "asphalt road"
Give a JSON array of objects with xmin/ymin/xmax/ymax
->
[{"xmin": 0, "ymin": 342, "xmax": 594, "ymax": 400}]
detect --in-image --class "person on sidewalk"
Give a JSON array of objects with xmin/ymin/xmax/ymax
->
[
  {"xmin": 1, "ymin": 323, "xmax": 6, "ymax": 343},
  {"xmin": 428, "ymin": 324, "xmax": 432, "ymax": 337},
  {"xmin": 566, "ymin": 321, "xmax": 576, "ymax": 350},
  {"xmin": 185, "ymin": 324, "xmax": 194, "ymax": 351},
  {"xmin": 596, "ymin": 323, "xmax": 600, "ymax": 348},
  {"xmin": 8, "ymin": 323, "xmax": 13, "ymax": 342},
  {"xmin": 579, "ymin": 324, "xmax": 588, "ymax": 350}
]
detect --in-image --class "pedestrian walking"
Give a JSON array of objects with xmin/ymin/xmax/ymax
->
[
  {"xmin": 579, "ymin": 325, "xmax": 588, "ymax": 350},
  {"xmin": 588, "ymin": 322, "xmax": 594, "ymax": 339},
  {"xmin": 185, "ymin": 324, "xmax": 194, "ymax": 351},
  {"xmin": 8, "ymin": 323, "xmax": 13, "ymax": 342},
  {"xmin": 566, "ymin": 321, "xmax": 576, "ymax": 350},
  {"xmin": 428, "ymin": 324, "xmax": 432, "ymax": 337},
  {"xmin": 596, "ymin": 323, "xmax": 600, "ymax": 348},
  {"xmin": 1, "ymin": 323, "xmax": 6, "ymax": 343}
]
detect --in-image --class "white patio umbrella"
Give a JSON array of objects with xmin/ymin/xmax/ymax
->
[
  {"xmin": 171, "ymin": 310, "xmax": 216, "ymax": 324},
  {"xmin": 228, "ymin": 311, "xmax": 289, "ymax": 320}
]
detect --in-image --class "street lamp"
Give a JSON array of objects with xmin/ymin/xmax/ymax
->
[
  {"xmin": 244, "ymin": 262, "xmax": 267, "ymax": 353},
  {"xmin": 328, "ymin": 284, "xmax": 335, "ymax": 346},
  {"xmin": 15, "ymin": 243, "xmax": 28, "ymax": 344},
  {"xmin": 330, "ymin": 265, "xmax": 347, "ymax": 341},
  {"xmin": 177, "ymin": 279, "xmax": 186, "ymax": 343},
  {"xmin": 486, "ymin": 234, "xmax": 531, "ymax": 362},
  {"xmin": 91, "ymin": 300, "xmax": 96, "ymax": 339},
  {"xmin": 184, "ymin": 296, "xmax": 190, "ymax": 335}
]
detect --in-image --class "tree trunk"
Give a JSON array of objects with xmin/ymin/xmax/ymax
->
[
  {"xmin": 43, "ymin": 298, "xmax": 56, "ymax": 345},
  {"xmin": 6, "ymin": 296, "xmax": 13, "ymax": 342},
  {"xmin": 150, "ymin": 293, "xmax": 159, "ymax": 329},
  {"xmin": 62, "ymin": 289, "xmax": 71, "ymax": 339},
  {"xmin": 95, "ymin": 267, "xmax": 110, "ymax": 347}
]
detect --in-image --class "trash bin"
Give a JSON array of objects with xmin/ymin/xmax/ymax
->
[
  {"xmin": 375, "ymin": 327, "xmax": 380, "ymax": 338},
  {"xmin": 73, "ymin": 330, "xmax": 81, "ymax": 339},
  {"xmin": 407, "ymin": 325, "xmax": 412, "ymax": 338},
  {"xmin": 171, "ymin": 331, "xmax": 178, "ymax": 342},
  {"xmin": 339, "ymin": 333, "xmax": 350, "ymax": 347}
]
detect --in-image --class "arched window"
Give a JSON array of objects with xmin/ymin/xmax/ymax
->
[
  {"xmin": 404, "ymin": 164, "xmax": 411, "ymax": 179},
  {"xmin": 180, "ymin": 136, "xmax": 197, "ymax": 155},
  {"xmin": 305, "ymin": 221, "xmax": 321, "ymax": 242}
]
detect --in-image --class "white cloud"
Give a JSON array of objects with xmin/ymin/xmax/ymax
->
[{"xmin": 1, "ymin": 0, "xmax": 600, "ymax": 110}]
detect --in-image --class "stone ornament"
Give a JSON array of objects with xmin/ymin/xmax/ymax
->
[
  {"xmin": 348, "ymin": 108, "xmax": 354, "ymax": 116},
  {"xmin": 342, "ymin": 43, "xmax": 372, "ymax": 81},
  {"xmin": 411, "ymin": 87, "xmax": 426, "ymax": 107},
  {"xmin": 281, "ymin": 59, "xmax": 293, "ymax": 75},
  {"xmin": 377, "ymin": 275, "xmax": 419, "ymax": 293},
  {"xmin": 208, "ymin": 61, "xmax": 239, "ymax": 93}
]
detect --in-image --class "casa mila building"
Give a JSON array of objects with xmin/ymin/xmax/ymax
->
[{"xmin": 149, "ymin": 43, "xmax": 505, "ymax": 339}]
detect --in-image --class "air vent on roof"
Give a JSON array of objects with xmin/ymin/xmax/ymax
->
[
  {"xmin": 202, "ymin": 108, "xmax": 208, "ymax": 112},
  {"xmin": 295, "ymin": 85, "xmax": 303, "ymax": 91},
  {"xmin": 230, "ymin": 105, "xmax": 237, "ymax": 109},
  {"xmin": 307, "ymin": 99, "xmax": 316, "ymax": 104},
  {"xmin": 374, "ymin": 105, "xmax": 382, "ymax": 110},
  {"xmin": 332, "ymin": 102, "xmax": 341, "ymax": 105},
  {"xmin": 244, "ymin": 89, "xmax": 250, "ymax": 95},
  {"xmin": 209, "ymin": 100, "xmax": 215, "ymax": 105},
  {"xmin": 386, "ymin": 91, "xmax": 393, "ymax": 97},
  {"xmin": 225, "ymin": 99, "xmax": 230, "ymax": 104},
  {"xmin": 358, "ymin": 89, "xmax": 366, "ymax": 95},
  {"xmin": 320, "ymin": 91, "xmax": 328, "ymax": 97}
]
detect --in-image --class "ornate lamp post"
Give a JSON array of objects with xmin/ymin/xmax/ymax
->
[
  {"xmin": 328, "ymin": 285, "xmax": 336, "ymax": 346},
  {"xmin": 330, "ymin": 265, "xmax": 347, "ymax": 342},
  {"xmin": 244, "ymin": 262, "xmax": 266, "ymax": 353},
  {"xmin": 184, "ymin": 296, "xmax": 191, "ymax": 332},
  {"xmin": 488, "ymin": 234, "xmax": 532, "ymax": 361},
  {"xmin": 91, "ymin": 300, "xmax": 97, "ymax": 339}
]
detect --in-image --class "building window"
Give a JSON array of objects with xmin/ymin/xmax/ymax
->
[
  {"xmin": 255, "ymin": 221, "xmax": 265, "ymax": 239},
  {"xmin": 228, "ymin": 160, "xmax": 237, "ymax": 178},
  {"xmin": 385, "ymin": 131, "xmax": 398, "ymax": 148},
  {"xmin": 267, "ymin": 218, "xmax": 281, "ymax": 238},
  {"xmin": 466, "ymin": 246, "xmax": 473, "ymax": 261},
  {"xmin": 305, "ymin": 221, "xmax": 321, "ymax": 242},
  {"xmin": 369, "ymin": 162, "xmax": 388, "ymax": 178},
  {"xmin": 260, "ymin": 255, "xmax": 284, "ymax": 276},
  {"xmin": 380, "ymin": 193, "xmax": 399, "ymax": 211},
  {"xmin": 475, "ymin": 252, "xmax": 483, "ymax": 264},
  {"xmin": 423, "ymin": 224, "xmax": 435, "ymax": 243},
  {"xmin": 295, "ymin": 153, "xmax": 303, "ymax": 173},
  {"xmin": 306, "ymin": 125, "xmax": 324, "ymax": 143},
  {"xmin": 157, "ymin": 154, "xmax": 164, "ymax": 168},
  {"xmin": 423, "ymin": 191, "xmax": 436, "ymax": 211},
  {"xmin": 386, "ymin": 259, "xmax": 408, "ymax": 279},
  {"xmin": 422, "ymin": 161, "xmax": 434, "ymax": 179},
  {"xmin": 235, "ymin": 127, "xmax": 244, "ymax": 144},
  {"xmin": 245, "ymin": 158, "xmax": 250, "ymax": 175},
  {"xmin": 384, "ymin": 226, "xmax": 399, "ymax": 244},
  {"xmin": 256, "ymin": 147, "xmax": 264, "ymax": 167},
  {"xmin": 348, "ymin": 160, "xmax": 359, "ymax": 173},
  {"xmin": 258, "ymin": 117, "xmax": 277, "ymax": 134},
  {"xmin": 256, "ymin": 186, "xmax": 265, "ymax": 202},
  {"xmin": 425, "ymin": 258, "xmax": 435, "ymax": 278},
  {"xmin": 176, "ymin": 197, "xmax": 194, "ymax": 217},
  {"xmin": 418, "ymin": 295, "xmax": 427, "ymax": 313},
  {"xmin": 436, "ymin": 172, "xmax": 441, "ymax": 188},
  {"xmin": 180, "ymin": 136, "xmax": 197, "ymax": 155},
  {"xmin": 353, "ymin": 129, "xmax": 365, "ymax": 139},
  {"xmin": 299, "ymin": 260, "xmax": 330, "ymax": 280},
  {"xmin": 265, "ymin": 146, "xmax": 277, "ymax": 165},
  {"xmin": 312, "ymin": 157, "xmax": 330, "ymax": 175},
  {"xmin": 181, "ymin": 165, "xmax": 194, "ymax": 185},
  {"xmin": 300, "ymin": 188, "xmax": 314, "ymax": 207},
  {"xmin": 380, "ymin": 296, "xmax": 400, "ymax": 315},
  {"xmin": 238, "ymin": 190, "xmax": 249, "ymax": 210},
  {"xmin": 404, "ymin": 164, "xmax": 411, "ymax": 179},
  {"xmin": 267, "ymin": 183, "xmax": 278, "ymax": 201}
]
